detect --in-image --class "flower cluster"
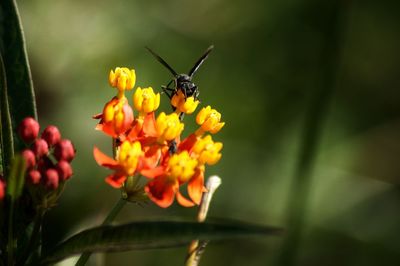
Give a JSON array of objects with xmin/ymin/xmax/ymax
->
[
  {"xmin": 19, "ymin": 117, "xmax": 76, "ymax": 190},
  {"xmin": 94, "ymin": 67, "xmax": 224, "ymax": 208}
]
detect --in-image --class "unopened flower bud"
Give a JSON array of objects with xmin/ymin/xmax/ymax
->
[
  {"xmin": 41, "ymin": 125, "xmax": 61, "ymax": 146},
  {"xmin": 0, "ymin": 179, "xmax": 5, "ymax": 200},
  {"xmin": 27, "ymin": 170, "xmax": 41, "ymax": 184},
  {"xmin": 32, "ymin": 139, "xmax": 49, "ymax": 158},
  {"xmin": 22, "ymin": 149, "xmax": 36, "ymax": 169},
  {"xmin": 56, "ymin": 160, "xmax": 73, "ymax": 180},
  {"xmin": 54, "ymin": 139, "xmax": 76, "ymax": 162},
  {"xmin": 18, "ymin": 117, "xmax": 40, "ymax": 143},
  {"xmin": 44, "ymin": 169, "xmax": 59, "ymax": 189}
]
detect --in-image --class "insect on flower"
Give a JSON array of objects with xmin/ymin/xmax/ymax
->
[{"xmin": 145, "ymin": 45, "xmax": 214, "ymax": 101}]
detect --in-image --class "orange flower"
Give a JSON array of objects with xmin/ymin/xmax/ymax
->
[
  {"xmin": 109, "ymin": 67, "xmax": 136, "ymax": 94},
  {"xmin": 95, "ymin": 96, "xmax": 134, "ymax": 138},
  {"xmin": 192, "ymin": 135, "xmax": 223, "ymax": 165},
  {"xmin": 195, "ymin": 106, "xmax": 225, "ymax": 135},
  {"xmin": 171, "ymin": 90, "xmax": 199, "ymax": 115},
  {"xmin": 93, "ymin": 140, "xmax": 143, "ymax": 188},
  {"xmin": 133, "ymin": 87, "xmax": 160, "ymax": 114},
  {"xmin": 143, "ymin": 151, "xmax": 206, "ymax": 208}
]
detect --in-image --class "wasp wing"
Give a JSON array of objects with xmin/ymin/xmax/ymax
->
[
  {"xmin": 146, "ymin": 47, "xmax": 178, "ymax": 76},
  {"xmin": 188, "ymin": 45, "xmax": 214, "ymax": 78}
]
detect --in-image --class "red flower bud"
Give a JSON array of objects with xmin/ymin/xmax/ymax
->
[
  {"xmin": 0, "ymin": 179, "xmax": 5, "ymax": 200},
  {"xmin": 56, "ymin": 160, "xmax": 73, "ymax": 181},
  {"xmin": 41, "ymin": 125, "xmax": 61, "ymax": 146},
  {"xmin": 32, "ymin": 139, "xmax": 49, "ymax": 158},
  {"xmin": 22, "ymin": 149, "xmax": 36, "ymax": 169},
  {"xmin": 54, "ymin": 139, "xmax": 75, "ymax": 162},
  {"xmin": 18, "ymin": 117, "xmax": 40, "ymax": 143},
  {"xmin": 44, "ymin": 169, "xmax": 59, "ymax": 189},
  {"xmin": 27, "ymin": 170, "xmax": 41, "ymax": 184}
]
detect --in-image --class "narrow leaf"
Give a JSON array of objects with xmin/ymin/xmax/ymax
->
[
  {"xmin": 0, "ymin": 52, "xmax": 14, "ymax": 178},
  {"xmin": 6, "ymin": 154, "xmax": 25, "ymax": 200},
  {"xmin": 0, "ymin": 0, "xmax": 37, "ymax": 152},
  {"xmin": 41, "ymin": 220, "xmax": 282, "ymax": 265}
]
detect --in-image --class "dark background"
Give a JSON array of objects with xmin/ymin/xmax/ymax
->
[{"xmin": 18, "ymin": 0, "xmax": 400, "ymax": 265}]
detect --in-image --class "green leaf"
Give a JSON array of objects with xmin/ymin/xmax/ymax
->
[
  {"xmin": 41, "ymin": 220, "xmax": 282, "ymax": 265},
  {"xmin": 0, "ymin": 0, "xmax": 37, "ymax": 153},
  {"xmin": 6, "ymin": 154, "xmax": 25, "ymax": 200},
  {"xmin": 0, "ymin": 52, "xmax": 14, "ymax": 177}
]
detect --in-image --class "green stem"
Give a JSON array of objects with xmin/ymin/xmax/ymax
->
[
  {"xmin": 75, "ymin": 197, "xmax": 127, "ymax": 266},
  {"xmin": 17, "ymin": 209, "xmax": 44, "ymax": 266},
  {"xmin": 7, "ymin": 199, "xmax": 15, "ymax": 266},
  {"xmin": 276, "ymin": 2, "xmax": 347, "ymax": 265}
]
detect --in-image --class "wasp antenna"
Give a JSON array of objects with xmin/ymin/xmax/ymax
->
[
  {"xmin": 145, "ymin": 46, "xmax": 178, "ymax": 76},
  {"xmin": 188, "ymin": 45, "xmax": 214, "ymax": 78}
]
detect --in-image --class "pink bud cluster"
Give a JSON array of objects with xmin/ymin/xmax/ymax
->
[{"xmin": 18, "ymin": 117, "xmax": 76, "ymax": 190}]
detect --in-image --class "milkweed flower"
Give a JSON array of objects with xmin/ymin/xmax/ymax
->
[
  {"xmin": 171, "ymin": 90, "xmax": 200, "ymax": 115},
  {"xmin": 195, "ymin": 106, "xmax": 225, "ymax": 135},
  {"xmin": 156, "ymin": 112, "xmax": 184, "ymax": 142},
  {"xmin": 93, "ymin": 66, "xmax": 223, "ymax": 209},
  {"xmin": 93, "ymin": 140, "xmax": 143, "ymax": 188},
  {"xmin": 109, "ymin": 67, "xmax": 136, "ymax": 96},
  {"xmin": 143, "ymin": 151, "xmax": 204, "ymax": 208},
  {"xmin": 133, "ymin": 87, "xmax": 160, "ymax": 114},
  {"xmin": 95, "ymin": 96, "xmax": 134, "ymax": 138},
  {"xmin": 192, "ymin": 135, "xmax": 223, "ymax": 165}
]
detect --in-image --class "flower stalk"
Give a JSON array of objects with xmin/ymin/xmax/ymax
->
[{"xmin": 185, "ymin": 175, "xmax": 222, "ymax": 266}]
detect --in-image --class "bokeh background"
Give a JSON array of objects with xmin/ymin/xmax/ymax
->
[{"xmin": 17, "ymin": 0, "xmax": 400, "ymax": 265}]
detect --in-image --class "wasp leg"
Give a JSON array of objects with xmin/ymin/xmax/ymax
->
[
  {"xmin": 179, "ymin": 112, "xmax": 185, "ymax": 121},
  {"xmin": 161, "ymin": 86, "xmax": 173, "ymax": 99}
]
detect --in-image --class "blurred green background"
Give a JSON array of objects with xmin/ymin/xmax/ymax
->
[{"xmin": 17, "ymin": 0, "xmax": 400, "ymax": 265}]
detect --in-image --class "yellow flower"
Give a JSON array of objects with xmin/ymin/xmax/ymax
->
[
  {"xmin": 192, "ymin": 135, "xmax": 223, "ymax": 165},
  {"xmin": 133, "ymin": 87, "xmax": 160, "ymax": 114},
  {"xmin": 156, "ymin": 112, "xmax": 184, "ymax": 141},
  {"xmin": 117, "ymin": 140, "xmax": 142, "ymax": 176},
  {"xmin": 171, "ymin": 90, "xmax": 200, "ymax": 114},
  {"xmin": 109, "ymin": 67, "xmax": 136, "ymax": 96},
  {"xmin": 168, "ymin": 151, "xmax": 198, "ymax": 182},
  {"xmin": 196, "ymin": 106, "xmax": 225, "ymax": 135}
]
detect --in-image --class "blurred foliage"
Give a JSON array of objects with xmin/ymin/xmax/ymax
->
[{"xmin": 16, "ymin": 0, "xmax": 400, "ymax": 265}]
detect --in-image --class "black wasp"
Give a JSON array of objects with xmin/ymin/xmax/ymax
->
[
  {"xmin": 146, "ymin": 45, "xmax": 214, "ymax": 154},
  {"xmin": 145, "ymin": 45, "xmax": 214, "ymax": 101}
]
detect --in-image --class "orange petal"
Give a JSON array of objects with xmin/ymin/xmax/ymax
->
[
  {"xmin": 105, "ymin": 173, "xmax": 126, "ymax": 188},
  {"xmin": 145, "ymin": 176, "xmax": 177, "ymax": 208},
  {"xmin": 127, "ymin": 120, "xmax": 142, "ymax": 141},
  {"xmin": 93, "ymin": 146, "xmax": 119, "ymax": 168},
  {"xmin": 176, "ymin": 191, "xmax": 195, "ymax": 207},
  {"xmin": 141, "ymin": 146, "xmax": 161, "ymax": 169},
  {"xmin": 95, "ymin": 123, "xmax": 104, "ymax": 131},
  {"xmin": 93, "ymin": 113, "xmax": 103, "ymax": 119},
  {"xmin": 178, "ymin": 133, "xmax": 198, "ymax": 152},
  {"xmin": 187, "ymin": 169, "xmax": 205, "ymax": 205},
  {"xmin": 142, "ymin": 112, "xmax": 158, "ymax": 137},
  {"xmin": 101, "ymin": 122, "xmax": 118, "ymax": 138},
  {"xmin": 140, "ymin": 166, "xmax": 165, "ymax": 179}
]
